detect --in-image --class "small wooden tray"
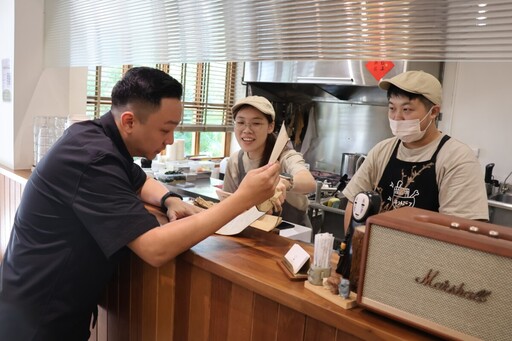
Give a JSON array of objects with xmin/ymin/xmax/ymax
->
[
  {"xmin": 304, "ymin": 280, "xmax": 357, "ymax": 309},
  {"xmin": 276, "ymin": 259, "xmax": 308, "ymax": 281}
]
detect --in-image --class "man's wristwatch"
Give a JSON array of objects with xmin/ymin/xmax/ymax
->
[{"xmin": 160, "ymin": 191, "xmax": 183, "ymax": 212}]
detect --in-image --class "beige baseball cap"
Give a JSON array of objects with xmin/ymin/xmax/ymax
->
[
  {"xmin": 379, "ymin": 70, "xmax": 442, "ymax": 106},
  {"xmin": 232, "ymin": 95, "xmax": 275, "ymax": 120}
]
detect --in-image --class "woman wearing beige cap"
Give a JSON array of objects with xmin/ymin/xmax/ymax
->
[
  {"xmin": 223, "ymin": 95, "xmax": 317, "ymax": 226},
  {"xmin": 342, "ymin": 70, "xmax": 489, "ymax": 233}
]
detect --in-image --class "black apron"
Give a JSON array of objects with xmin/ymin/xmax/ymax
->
[
  {"xmin": 377, "ymin": 135, "xmax": 451, "ymax": 213},
  {"xmin": 237, "ymin": 151, "xmax": 311, "ymax": 226}
]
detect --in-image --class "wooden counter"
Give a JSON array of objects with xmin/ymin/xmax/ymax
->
[
  {"xmin": 95, "ymin": 227, "xmax": 441, "ymax": 341},
  {"xmin": 174, "ymin": 228, "xmax": 433, "ymax": 340},
  {"xmin": 0, "ymin": 165, "xmax": 31, "ymax": 185}
]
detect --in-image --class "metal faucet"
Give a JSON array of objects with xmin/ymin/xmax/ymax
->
[{"xmin": 500, "ymin": 170, "xmax": 512, "ymax": 194}]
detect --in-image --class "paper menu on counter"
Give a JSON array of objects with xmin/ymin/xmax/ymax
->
[
  {"xmin": 249, "ymin": 214, "xmax": 282, "ymax": 232},
  {"xmin": 215, "ymin": 206, "xmax": 265, "ymax": 235},
  {"xmin": 269, "ymin": 123, "xmax": 290, "ymax": 164}
]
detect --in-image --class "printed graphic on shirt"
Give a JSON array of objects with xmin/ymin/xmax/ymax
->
[{"xmin": 378, "ymin": 162, "xmax": 434, "ymax": 212}]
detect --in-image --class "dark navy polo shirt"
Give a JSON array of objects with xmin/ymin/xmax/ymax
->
[{"xmin": 0, "ymin": 112, "xmax": 159, "ymax": 340}]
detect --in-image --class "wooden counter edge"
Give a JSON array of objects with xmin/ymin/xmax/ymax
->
[{"xmin": 0, "ymin": 164, "xmax": 31, "ymax": 185}]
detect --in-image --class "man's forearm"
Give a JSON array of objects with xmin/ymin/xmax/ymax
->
[{"xmin": 140, "ymin": 176, "xmax": 169, "ymax": 207}]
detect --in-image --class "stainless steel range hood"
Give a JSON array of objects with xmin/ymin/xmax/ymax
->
[{"xmin": 243, "ymin": 61, "xmax": 443, "ymax": 105}]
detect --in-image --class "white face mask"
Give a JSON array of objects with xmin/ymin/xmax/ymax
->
[{"xmin": 389, "ymin": 107, "xmax": 434, "ymax": 143}]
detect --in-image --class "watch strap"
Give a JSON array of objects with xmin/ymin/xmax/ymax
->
[
  {"xmin": 160, "ymin": 191, "xmax": 183, "ymax": 212},
  {"xmin": 280, "ymin": 173, "xmax": 294, "ymax": 191}
]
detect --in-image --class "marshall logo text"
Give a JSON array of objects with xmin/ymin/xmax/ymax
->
[{"xmin": 415, "ymin": 269, "xmax": 492, "ymax": 303}]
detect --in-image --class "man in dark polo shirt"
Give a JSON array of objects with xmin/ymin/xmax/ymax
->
[{"xmin": 0, "ymin": 67, "xmax": 281, "ymax": 340}]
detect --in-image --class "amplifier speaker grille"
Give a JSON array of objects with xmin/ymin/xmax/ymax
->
[{"xmin": 361, "ymin": 224, "xmax": 512, "ymax": 341}]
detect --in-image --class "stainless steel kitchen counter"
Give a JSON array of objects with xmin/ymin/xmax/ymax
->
[
  {"xmin": 164, "ymin": 177, "xmax": 345, "ymax": 213},
  {"xmin": 164, "ymin": 178, "xmax": 223, "ymax": 202}
]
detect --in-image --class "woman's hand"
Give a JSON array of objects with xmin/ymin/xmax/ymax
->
[{"xmin": 267, "ymin": 179, "xmax": 287, "ymax": 213}]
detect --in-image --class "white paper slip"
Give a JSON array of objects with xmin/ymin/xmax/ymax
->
[
  {"xmin": 215, "ymin": 206, "xmax": 266, "ymax": 235},
  {"xmin": 284, "ymin": 243, "xmax": 310, "ymax": 274},
  {"xmin": 268, "ymin": 122, "xmax": 290, "ymax": 164}
]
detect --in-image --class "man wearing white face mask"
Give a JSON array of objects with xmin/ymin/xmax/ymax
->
[{"xmin": 342, "ymin": 70, "xmax": 489, "ymax": 233}]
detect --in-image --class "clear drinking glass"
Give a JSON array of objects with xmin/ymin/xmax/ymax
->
[
  {"xmin": 33, "ymin": 116, "xmax": 49, "ymax": 166},
  {"xmin": 36, "ymin": 120, "xmax": 51, "ymax": 165},
  {"xmin": 53, "ymin": 116, "xmax": 67, "ymax": 140},
  {"xmin": 33, "ymin": 116, "xmax": 67, "ymax": 166}
]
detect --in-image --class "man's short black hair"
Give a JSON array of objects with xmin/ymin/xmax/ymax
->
[
  {"xmin": 111, "ymin": 67, "xmax": 182, "ymax": 117},
  {"xmin": 387, "ymin": 84, "xmax": 435, "ymax": 110}
]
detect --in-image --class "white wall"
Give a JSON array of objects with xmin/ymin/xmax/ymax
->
[
  {"xmin": 440, "ymin": 62, "xmax": 512, "ymax": 183},
  {"xmin": 0, "ymin": 0, "xmax": 87, "ymax": 169},
  {"xmin": 12, "ymin": 0, "xmax": 45, "ymax": 168},
  {"xmin": 0, "ymin": 0, "xmax": 14, "ymax": 168}
]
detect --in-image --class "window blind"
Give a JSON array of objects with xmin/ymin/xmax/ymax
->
[
  {"xmin": 45, "ymin": 0, "xmax": 512, "ymax": 66},
  {"xmin": 86, "ymin": 66, "xmax": 124, "ymax": 118},
  {"xmin": 175, "ymin": 62, "xmax": 236, "ymax": 131},
  {"xmin": 86, "ymin": 63, "xmax": 236, "ymax": 132}
]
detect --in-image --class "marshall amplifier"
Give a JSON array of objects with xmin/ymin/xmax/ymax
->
[{"xmin": 357, "ymin": 207, "xmax": 512, "ymax": 341}]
